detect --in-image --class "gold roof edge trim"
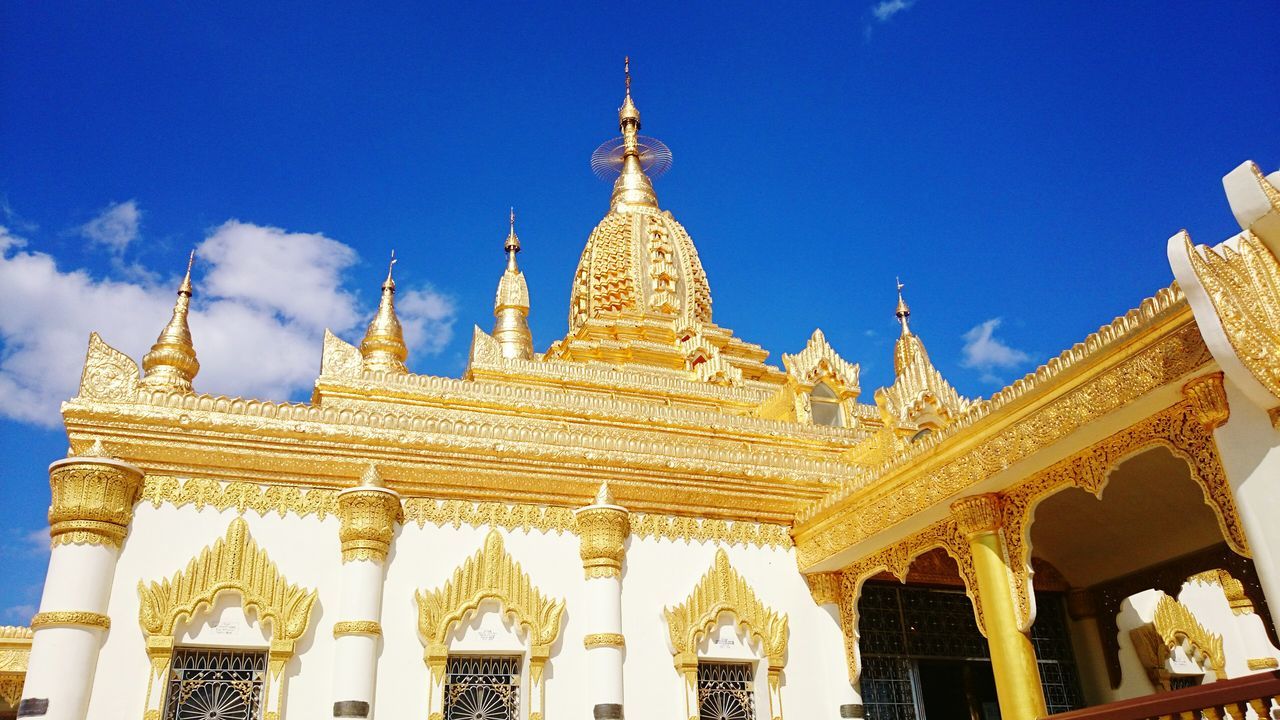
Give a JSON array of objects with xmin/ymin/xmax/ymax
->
[{"xmin": 797, "ymin": 283, "xmax": 1189, "ymax": 526}]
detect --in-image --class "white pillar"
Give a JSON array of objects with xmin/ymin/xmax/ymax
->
[
  {"xmin": 575, "ymin": 483, "xmax": 629, "ymax": 720},
  {"xmin": 21, "ymin": 448, "xmax": 143, "ymax": 720},
  {"xmin": 808, "ymin": 574, "xmax": 864, "ymax": 719},
  {"xmin": 331, "ymin": 466, "xmax": 400, "ymax": 719}
]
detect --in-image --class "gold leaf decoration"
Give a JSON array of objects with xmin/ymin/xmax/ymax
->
[
  {"xmin": 78, "ymin": 332, "xmax": 140, "ymax": 401},
  {"xmin": 1152, "ymin": 593, "xmax": 1225, "ymax": 674},
  {"xmin": 664, "ymin": 549, "xmax": 789, "ymax": 668}
]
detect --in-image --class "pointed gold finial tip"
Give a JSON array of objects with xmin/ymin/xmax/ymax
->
[
  {"xmin": 593, "ymin": 480, "xmax": 616, "ymax": 506},
  {"xmin": 895, "ymin": 277, "xmax": 911, "ymax": 333},
  {"xmin": 178, "ymin": 249, "xmax": 196, "ymax": 295},
  {"xmin": 383, "ymin": 251, "xmax": 397, "ymax": 289},
  {"xmin": 359, "ymin": 464, "xmax": 384, "ymax": 488},
  {"xmin": 504, "ymin": 207, "xmax": 521, "ymax": 257},
  {"xmin": 624, "ymin": 56, "xmax": 631, "ymax": 93}
]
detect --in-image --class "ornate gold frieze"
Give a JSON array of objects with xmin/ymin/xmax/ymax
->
[
  {"xmin": 796, "ymin": 291, "xmax": 1206, "ymax": 568},
  {"xmin": 1151, "ymin": 593, "xmax": 1225, "ymax": 674},
  {"xmin": 1247, "ymin": 657, "xmax": 1279, "ymax": 670},
  {"xmin": 0, "ymin": 627, "xmax": 30, "ymax": 707},
  {"xmin": 576, "ymin": 485, "xmax": 629, "ymax": 579},
  {"xmin": 30, "ymin": 611, "xmax": 111, "ymax": 631},
  {"xmin": 1187, "ymin": 568, "xmax": 1254, "ymax": 615},
  {"xmin": 583, "ymin": 633, "xmax": 626, "ymax": 649},
  {"xmin": 337, "ymin": 466, "xmax": 402, "ymax": 563},
  {"xmin": 999, "ymin": 399, "xmax": 1249, "ymax": 631},
  {"xmin": 630, "ymin": 513, "xmax": 793, "ymax": 549},
  {"xmin": 404, "ymin": 497, "xmax": 576, "ymax": 534},
  {"xmin": 333, "ymin": 621, "xmax": 382, "ymax": 638},
  {"xmin": 664, "ymin": 549, "xmax": 789, "ymax": 669},
  {"xmin": 1184, "ymin": 230, "xmax": 1280, "ymax": 401},
  {"xmin": 415, "ymin": 530, "xmax": 565, "ymax": 682},
  {"xmin": 1183, "ymin": 372, "xmax": 1230, "ymax": 431},
  {"xmin": 141, "ymin": 476, "xmax": 340, "ymax": 518},
  {"xmin": 48, "ymin": 446, "xmax": 145, "ymax": 548}
]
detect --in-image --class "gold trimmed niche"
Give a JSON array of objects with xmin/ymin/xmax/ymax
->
[
  {"xmin": 665, "ymin": 549, "xmax": 789, "ymax": 720},
  {"xmin": 415, "ymin": 529, "xmax": 565, "ymax": 720},
  {"xmin": 136, "ymin": 518, "xmax": 317, "ymax": 720}
]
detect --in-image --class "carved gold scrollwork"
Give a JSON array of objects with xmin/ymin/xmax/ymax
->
[{"xmin": 1150, "ymin": 593, "xmax": 1226, "ymax": 674}]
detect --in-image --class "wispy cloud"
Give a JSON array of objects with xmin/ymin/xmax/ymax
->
[
  {"xmin": 0, "ymin": 215, "xmax": 457, "ymax": 427},
  {"xmin": 865, "ymin": 0, "xmax": 917, "ymax": 39},
  {"xmin": 79, "ymin": 199, "xmax": 141, "ymax": 253},
  {"xmin": 961, "ymin": 318, "xmax": 1030, "ymax": 383}
]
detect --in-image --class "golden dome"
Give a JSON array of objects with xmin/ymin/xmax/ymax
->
[{"xmin": 567, "ymin": 206, "xmax": 713, "ymax": 335}]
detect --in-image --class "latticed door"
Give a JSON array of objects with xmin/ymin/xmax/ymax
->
[
  {"xmin": 163, "ymin": 647, "xmax": 267, "ymax": 720},
  {"xmin": 442, "ymin": 656, "xmax": 521, "ymax": 720},
  {"xmin": 697, "ymin": 662, "xmax": 756, "ymax": 720}
]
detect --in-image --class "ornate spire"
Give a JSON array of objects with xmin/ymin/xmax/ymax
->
[
  {"xmin": 493, "ymin": 209, "xmax": 534, "ymax": 360},
  {"xmin": 593, "ymin": 480, "xmax": 615, "ymax": 506},
  {"xmin": 141, "ymin": 250, "xmax": 200, "ymax": 392},
  {"xmin": 359, "ymin": 464, "xmax": 385, "ymax": 488},
  {"xmin": 610, "ymin": 56, "xmax": 658, "ymax": 211},
  {"xmin": 895, "ymin": 277, "xmax": 911, "ymax": 335},
  {"xmin": 360, "ymin": 252, "xmax": 409, "ymax": 374}
]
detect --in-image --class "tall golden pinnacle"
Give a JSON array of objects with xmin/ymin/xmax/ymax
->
[
  {"xmin": 141, "ymin": 250, "xmax": 200, "ymax": 392},
  {"xmin": 892, "ymin": 279, "xmax": 930, "ymax": 376},
  {"xmin": 493, "ymin": 209, "xmax": 534, "ymax": 361},
  {"xmin": 610, "ymin": 56, "xmax": 658, "ymax": 211},
  {"xmin": 895, "ymin": 277, "xmax": 912, "ymax": 336},
  {"xmin": 360, "ymin": 252, "xmax": 409, "ymax": 374}
]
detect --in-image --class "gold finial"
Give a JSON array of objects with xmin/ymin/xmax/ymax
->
[
  {"xmin": 141, "ymin": 250, "xmax": 201, "ymax": 391},
  {"xmin": 625, "ymin": 56, "xmax": 631, "ymax": 95},
  {"xmin": 359, "ymin": 464, "xmax": 385, "ymax": 488},
  {"xmin": 360, "ymin": 252, "xmax": 409, "ymax": 374},
  {"xmin": 895, "ymin": 277, "xmax": 911, "ymax": 335},
  {"xmin": 494, "ymin": 209, "xmax": 533, "ymax": 360},
  {"xmin": 612, "ymin": 57, "xmax": 656, "ymax": 210},
  {"xmin": 593, "ymin": 480, "xmax": 616, "ymax": 506}
]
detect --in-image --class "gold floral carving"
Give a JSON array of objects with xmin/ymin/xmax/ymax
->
[
  {"xmin": 816, "ymin": 518, "xmax": 984, "ymax": 683},
  {"xmin": 333, "ymin": 621, "xmax": 382, "ymax": 638},
  {"xmin": 0, "ymin": 627, "xmax": 26, "ymax": 706},
  {"xmin": 1247, "ymin": 657, "xmax": 1279, "ymax": 670},
  {"xmin": 796, "ymin": 286, "xmax": 1204, "ymax": 569},
  {"xmin": 415, "ymin": 530, "xmax": 565, "ymax": 682},
  {"xmin": 320, "ymin": 329, "xmax": 363, "ymax": 378},
  {"xmin": 48, "ymin": 455, "xmax": 145, "ymax": 548},
  {"xmin": 405, "ymin": 497, "xmax": 576, "ymax": 535},
  {"xmin": 1000, "ymin": 400, "xmax": 1249, "ymax": 631},
  {"xmin": 0, "ymin": 676, "xmax": 22, "ymax": 708},
  {"xmin": 575, "ymin": 505, "xmax": 629, "ymax": 579},
  {"xmin": 1183, "ymin": 372, "xmax": 1230, "ymax": 431},
  {"xmin": 142, "ymin": 476, "xmax": 339, "ymax": 519},
  {"xmin": 30, "ymin": 611, "xmax": 111, "ymax": 630},
  {"xmin": 951, "ymin": 494, "xmax": 1003, "ymax": 536},
  {"xmin": 338, "ymin": 475, "xmax": 403, "ymax": 563},
  {"xmin": 629, "ymin": 513, "xmax": 792, "ymax": 549},
  {"xmin": 1185, "ymin": 231, "xmax": 1280, "ymax": 400},
  {"xmin": 1188, "ymin": 569, "xmax": 1254, "ymax": 615},
  {"xmin": 1152, "ymin": 593, "xmax": 1226, "ymax": 674},
  {"xmin": 664, "ymin": 549, "xmax": 789, "ymax": 670},
  {"xmin": 1128, "ymin": 625, "xmax": 1173, "ymax": 690},
  {"xmin": 583, "ymin": 632, "xmax": 626, "ymax": 649},
  {"xmin": 78, "ymin": 332, "xmax": 140, "ymax": 401}
]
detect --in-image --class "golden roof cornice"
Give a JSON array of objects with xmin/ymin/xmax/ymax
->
[{"xmin": 794, "ymin": 284, "xmax": 1210, "ymax": 569}]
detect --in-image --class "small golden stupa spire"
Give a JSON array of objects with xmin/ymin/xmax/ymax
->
[
  {"xmin": 593, "ymin": 480, "xmax": 616, "ymax": 506},
  {"xmin": 895, "ymin": 277, "xmax": 912, "ymax": 336},
  {"xmin": 359, "ymin": 252, "xmax": 409, "ymax": 374},
  {"xmin": 493, "ymin": 209, "xmax": 534, "ymax": 360},
  {"xmin": 141, "ymin": 250, "xmax": 200, "ymax": 391},
  {"xmin": 610, "ymin": 56, "xmax": 658, "ymax": 211}
]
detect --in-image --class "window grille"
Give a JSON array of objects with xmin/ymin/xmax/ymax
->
[
  {"xmin": 163, "ymin": 647, "xmax": 267, "ymax": 720},
  {"xmin": 697, "ymin": 662, "xmax": 756, "ymax": 720},
  {"xmin": 442, "ymin": 656, "xmax": 521, "ymax": 720},
  {"xmin": 810, "ymin": 383, "xmax": 844, "ymax": 427}
]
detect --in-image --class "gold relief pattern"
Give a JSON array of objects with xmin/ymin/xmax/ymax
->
[
  {"xmin": 630, "ymin": 513, "xmax": 793, "ymax": 549},
  {"xmin": 1183, "ymin": 372, "xmax": 1230, "ymax": 431},
  {"xmin": 30, "ymin": 611, "xmax": 111, "ymax": 631},
  {"xmin": 822, "ymin": 519, "xmax": 984, "ymax": 683},
  {"xmin": 1188, "ymin": 569, "xmax": 1254, "ymax": 615},
  {"xmin": 797, "ymin": 300, "xmax": 1209, "ymax": 569},
  {"xmin": 0, "ymin": 624, "xmax": 32, "ymax": 705},
  {"xmin": 999, "ymin": 400, "xmax": 1249, "ymax": 631},
  {"xmin": 337, "ymin": 481, "xmax": 403, "ymax": 563},
  {"xmin": 664, "ymin": 549, "xmax": 789, "ymax": 669},
  {"xmin": 576, "ymin": 505, "xmax": 629, "ymax": 579},
  {"xmin": 1248, "ymin": 657, "xmax": 1279, "ymax": 670},
  {"xmin": 415, "ymin": 530, "xmax": 565, "ymax": 682},
  {"xmin": 583, "ymin": 632, "xmax": 626, "ymax": 649},
  {"xmin": 1185, "ymin": 231, "xmax": 1280, "ymax": 400},
  {"xmin": 951, "ymin": 494, "xmax": 1003, "ymax": 536},
  {"xmin": 0, "ymin": 676, "xmax": 22, "ymax": 707},
  {"xmin": 1152, "ymin": 593, "xmax": 1226, "ymax": 673},
  {"xmin": 48, "ymin": 456, "xmax": 145, "ymax": 548},
  {"xmin": 142, "ymin": 476, "xmax": 339, "ymax": 519},
  {"xmin": 782, "ymin": 329, "xmax": 861, "ymax": 397},
  {"xmin": 320, "ymin": 329, "xmax": 363, "ymax": 378},
  {"xmin": 333, "ymin": 620, "xmax": 382, "ymax": 637},
  {"xmin": 404, "ymin": 497, "xmax": 576, "ymax": 534},
  {"xmin": 78, "ymin": 332, "xmax": 141, "ymax": 401}
]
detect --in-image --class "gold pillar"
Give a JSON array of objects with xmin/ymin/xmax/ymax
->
[{"xmin": 951, "ymin": 494, "xmax": 1047, "ymax": 720}]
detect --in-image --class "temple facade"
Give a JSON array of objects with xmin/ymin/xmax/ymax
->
[{"xmin": 4, "ymin": 73, "xmax": 1280, "ymax": 720}]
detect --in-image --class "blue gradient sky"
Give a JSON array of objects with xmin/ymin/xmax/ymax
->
[{"xmin": 1, "ymin": 1, "xmax": 1277, "ymax": 619}]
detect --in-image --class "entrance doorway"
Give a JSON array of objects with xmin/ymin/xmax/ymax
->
[{"xmin": 916, "ymin": 659, "xmax": 1000, "ymax": 720}]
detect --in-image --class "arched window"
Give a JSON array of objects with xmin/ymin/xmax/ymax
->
[{"xmin": 810, "ymin": 382, "xmax": 843, "ymax": 427}]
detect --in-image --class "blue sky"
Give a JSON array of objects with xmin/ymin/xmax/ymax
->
[{"xmin": 1, "ymin": 1, "xmax": 1276, "ymax": 620}]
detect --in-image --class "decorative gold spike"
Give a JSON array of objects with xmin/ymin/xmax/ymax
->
[
  {"xmin": 611, "ymin": 57, "xmax": 656, "ymax": 210},
  {"xmin": 359, "ymin": 252, "xmax": 409, "ymax": 374},
  {"xmin": 493, "ymin": 210, "xmax": 534, "ymax": 360},
  {"xmin": 141, "ymin": 250, "xmax": 200, "ymax": 392}
]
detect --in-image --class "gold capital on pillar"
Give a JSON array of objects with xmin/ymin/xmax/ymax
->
[
  {"xmin": 337, "ymin": 465, "xmax": 403, "ymax": 563},
  {"xmin": 949, "ymin": 494, "xmax": 1047, "ymax": 720},
  {"xmin": 575, "ymin": 482, "xmax": 630, "ymax": 578},
  {"xmin": 47, "ymin": 440, "xmax": 145, "ymax": 548}
]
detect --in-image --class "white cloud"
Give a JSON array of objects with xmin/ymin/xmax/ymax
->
[
  {"xmin": 961, "ymin": 318, "xmax": 1030, "ymax": 382},
  {"xmin": 2, "ymin": 604, "xmax": 35, "ymax": 624},
  {"xmin": 0, "ymin": 221, "xmax": 456, "ymax": 427},
  {"xmin": 79, "ymin": 199, "xmax": 140, "ymax": 252},
  {"xmin": 871, "ymin": 0, "xmax": 915, "ymax": 22}
]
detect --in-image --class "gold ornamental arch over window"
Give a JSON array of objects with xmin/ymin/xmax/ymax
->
[
  {"xmin": 415, "ymin": 529, "xmax": 566, "ymax": 720},
  {"xmin": 136, "ymin": 518, "xmax": 318, "ymax": 720},
  {"xmin": 665, "ymin": 549, "xmax": 789, "ymax": 720}
]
